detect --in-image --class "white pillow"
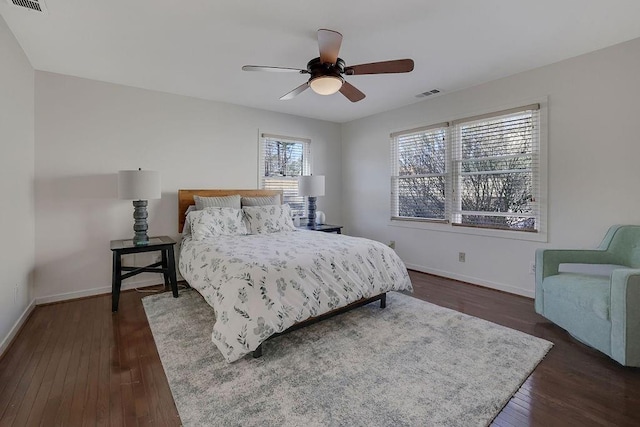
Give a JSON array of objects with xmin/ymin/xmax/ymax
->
[
  {"xmin": 182, "ymin": 205, "xmax": 197, "ymax": 236},
  {"xmin": 188, "ymin": 207, "xmax": 247, "ymax": 240},
  {"xmin": 242, "ymin": 204, "xmax": 295, "ymax": 234}
]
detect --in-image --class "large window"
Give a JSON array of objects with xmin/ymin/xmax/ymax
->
[
  {"xmin": 259, "ymin": 133, "xmax": 311, "ymax": 216},
  {"xmin": 391, "ymin": 104, "xmax": 542, "ymax": 233}
]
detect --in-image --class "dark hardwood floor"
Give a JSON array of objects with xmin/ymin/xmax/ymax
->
[{"xmin": 1, "ymin": 271, "xmax": 639, "ymax": 426}]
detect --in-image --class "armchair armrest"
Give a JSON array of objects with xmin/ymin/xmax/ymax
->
[{"xmin": 610, "ymin": 269, "xmax": 640, "ymax": 367}]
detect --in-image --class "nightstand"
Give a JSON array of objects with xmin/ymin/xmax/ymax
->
[
  {"xmin": 296, "ymin": 224, "xmax": 343, "ymax": 234},
  {"xmin": 110, "ymin": 235, "xmax": 178, "ymax": 312}
]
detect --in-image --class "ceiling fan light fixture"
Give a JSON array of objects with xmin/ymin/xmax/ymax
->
[
  {"xmin": 309, "ymin": 75, "xmax": 344, "ymax": 95},
  {"xmin": 242, "ymin": 29, "xmax": 413, "ymax": 102}
]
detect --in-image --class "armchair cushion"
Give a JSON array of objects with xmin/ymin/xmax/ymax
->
[{"xmin": 542, "ymin": 273, "xmax": 610, "ymax": 320}]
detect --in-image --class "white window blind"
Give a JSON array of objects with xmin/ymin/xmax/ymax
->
[
  {"xmin": 390, "ymin": 103, "xmax": 543, "ymax": 234},
  {"xmin": 452, "ymin": 104, "xmax": 540, "ymax": 231},
  {"xmin": 391, "ymin": 123, "xmax": 449, "ymax": 221},
  {"xmin": 259, "ymin": 133, "xmax": 311, "ymax": 216}
]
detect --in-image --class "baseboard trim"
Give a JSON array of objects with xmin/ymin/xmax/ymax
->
[
  {"xmin": 405, "ymin": 263, "xmax": 534, "ymax": 298},
  {"xmin": 0, "ymin": 299, "xmax": 36, "ymax": 358},
  {"xmin": 35, "ymin": 277, "xmax": 166, "ymax": 305}
]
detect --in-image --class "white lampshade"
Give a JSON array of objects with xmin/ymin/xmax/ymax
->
[
  {"xmin": 118, "ymin": 169, "xmax": 161, "ymax": 200},
  {"xmin": 309, "ymin": 76, "xmax": 343, "ymax": 95},
  {"xmin": 298, "ymin": 175, "xmax": 325, "ymax": 197}
]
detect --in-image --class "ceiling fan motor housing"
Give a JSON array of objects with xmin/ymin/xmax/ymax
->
[{"xmin": 307, "ymin": 57, "xmax": 345, "ymax": 80}]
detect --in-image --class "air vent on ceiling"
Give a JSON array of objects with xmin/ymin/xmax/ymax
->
[
  {"xmin": 416, "ymin": 89, "xmax": 441, "ymax": 98},
  {"xmin": 6, "ymin": 0, "xmax": 47, "ymax": 14}
]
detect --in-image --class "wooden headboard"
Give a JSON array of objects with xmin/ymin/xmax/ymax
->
[{"xmin": 178, "ymin": 189, "xmax": 283, "ymax": 233}]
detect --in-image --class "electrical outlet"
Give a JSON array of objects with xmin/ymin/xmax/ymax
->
[
  {"xmin": 529, "ymin": 262, "xmax": 536, "ymax": 275},
  {"xmin": 389, "ymin": 240, "xmax": 396, "ymax": 249},
  {"xmin": 458, "ymin": 252, "xmax": 466, "ymax": 262}
]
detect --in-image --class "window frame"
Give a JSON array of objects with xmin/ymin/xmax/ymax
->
[
  {"xmin": 390, "ymin": 122, "xmax": 450, "ymax": 223},
  {"xmin": 389, "ymin": 100, "xmax": 548, "ymax": 242},
  {"xmin": 451, "ymin": 105, "xmax": 540, "ymax": 232},
  {"xmin": 258, "ymin": 133, "xmax": 311, "ymax": 217}
]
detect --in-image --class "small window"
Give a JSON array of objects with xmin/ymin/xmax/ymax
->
[
  {"xmin": 259, "ymin": 133, "xmax": 311, "ymax": 216},
  {"xmin": 391, "ymin": 123, "xmax": 449, "ymax": 221},
  {"xmin": 452, "ymin": 106, "xmax": 540, "ymax": 231}
]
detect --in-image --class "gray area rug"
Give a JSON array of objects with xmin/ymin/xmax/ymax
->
[{"xmin": 143, "ymin": 290, "xmax": 552, "ymax": 427}]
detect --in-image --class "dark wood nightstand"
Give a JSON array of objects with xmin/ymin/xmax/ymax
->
[
  {"xmin": 296, "ymin": 224, "xmax": 343, "ymax": 234},
  {"xmin": 110, "ymin": 235, "xmax": 178, "ymax": 312}
]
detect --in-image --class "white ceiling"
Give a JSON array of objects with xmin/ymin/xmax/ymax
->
[{"xmin": 2, "ymin": 0, "xmax": 640, "ymax": 123}]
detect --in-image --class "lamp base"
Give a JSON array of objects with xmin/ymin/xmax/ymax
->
[
  {"xmin": 132, "ymin": 200, "xmax": 150, "ymax": 245},
  {"xmin": 307, "ymin": 196, "xmax": 317, "ymax": 228}
]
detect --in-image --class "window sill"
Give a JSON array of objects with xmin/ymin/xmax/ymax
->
[
  {"xmin": 388, "ymin": 218, "xmax": 547, "ymax": 243},
  {"xmin": 390, "ymin": 216, "xmax": 448, "ymax": 225}
]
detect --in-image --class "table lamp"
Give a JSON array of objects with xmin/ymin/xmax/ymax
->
[
  {"xmin": 118, "ymin": 168, "xmax": 161, "ymax": 245},
  {"xmin": 298, "ymin": 175, "xmax": 325, "ymax": 228}
]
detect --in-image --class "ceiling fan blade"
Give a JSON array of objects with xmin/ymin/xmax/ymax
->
[
  {"xmin": 344, "ymin": 59, "xmax": 414, "ymax": 75},
  {"xmin": 339, "ymin": 81, "xmax": 366, "ymax": 102},
  {"xmin": 318, "ymin": 29, "xmax": 343, "ymax": 64},
  {"xmin": 242, "ymin": 65, "xmax": 307, "ymax": 73},
  {"xmin": 280, "ymin": 82, "xmax": 309, "ymax": 100}
]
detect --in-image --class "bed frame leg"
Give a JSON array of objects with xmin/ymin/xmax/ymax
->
[
  {"xmin": 253, "ymin": 344, "xmax": 263, "ymax": 358},
  {"xmin": 380, "ymin": 293, "xmax": 386, "ymax": 309}
]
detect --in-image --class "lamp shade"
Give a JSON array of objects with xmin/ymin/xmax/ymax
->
[
  {"xmin": 298, "ymin": 175, "xmax": 325, "ymax": 197},
  {"xmin": 118, "ymin": 169, "xmax": 161, "ymax": 200}
]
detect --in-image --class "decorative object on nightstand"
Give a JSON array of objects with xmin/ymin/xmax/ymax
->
[
  {"xmin": 315, "ymin": 211, "xmax": 325, "ymax": 225},
  {"xmin": 298, "ymin": 175, "xmax": 325, "ymax": 228},
  {"xmin": 110, "ymin": 236, "xmax": 178, "ymax": 312},
  {"xmin": 118, "ymin": 168, "xmax": 161, "ymax": 246}
]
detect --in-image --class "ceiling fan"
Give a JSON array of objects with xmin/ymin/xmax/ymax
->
[{"xmin": 242, "ymin": 29, "xmax": 414, "ymax": 103}]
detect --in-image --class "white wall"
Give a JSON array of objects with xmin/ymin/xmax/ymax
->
[
  {"xmin": 21, "ymin": 31, "xmax": 640, "ymax": 308},
  {"xmin": 342, "ymin": 37, "xmax": 640, "ymax": 297},
  {"xmin": 0, "ymin": 15, "xmax": 35, "ymax": 350},
  {"xmin": 34, "ymin": 72, "xmax": 341, "ymax": 302}
]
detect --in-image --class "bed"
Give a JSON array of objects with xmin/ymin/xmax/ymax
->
[{"xmin": 177, "ymin": 189, "xmax": 413, "ymax": 362}]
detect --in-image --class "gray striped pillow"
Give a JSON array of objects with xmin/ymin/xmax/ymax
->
[
  {"xmin": 241, "ymin": 195, "xmax": 281, "ymax": 207},
  {"xmin": 194, "ymin": 194, "xmax": 241, "ymax": 210}
]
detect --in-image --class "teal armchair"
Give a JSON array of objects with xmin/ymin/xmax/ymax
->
[{"xmin": 535, "ymin": 225, "xmax": 640, "ymax": 367}]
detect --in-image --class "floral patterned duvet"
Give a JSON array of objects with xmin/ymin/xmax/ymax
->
[{"xmin": 179, "ymin": 230, "xmax": 413, "ymax": 362}]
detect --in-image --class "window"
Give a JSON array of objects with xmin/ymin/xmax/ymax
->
[
  {"xmin": 452, "ymin": 107, "xmax": 539, "ymax": 231},
  {"xmin": 391, "ymin": 123, "xmax": 449, "ymax": 221},
  {"xmin": 391, "ymin": 104, "xmax": 542, "ymax": 233},
  {"xmin": 259, "ymin": 133, "xmax": 311, "ymax": 216}
]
